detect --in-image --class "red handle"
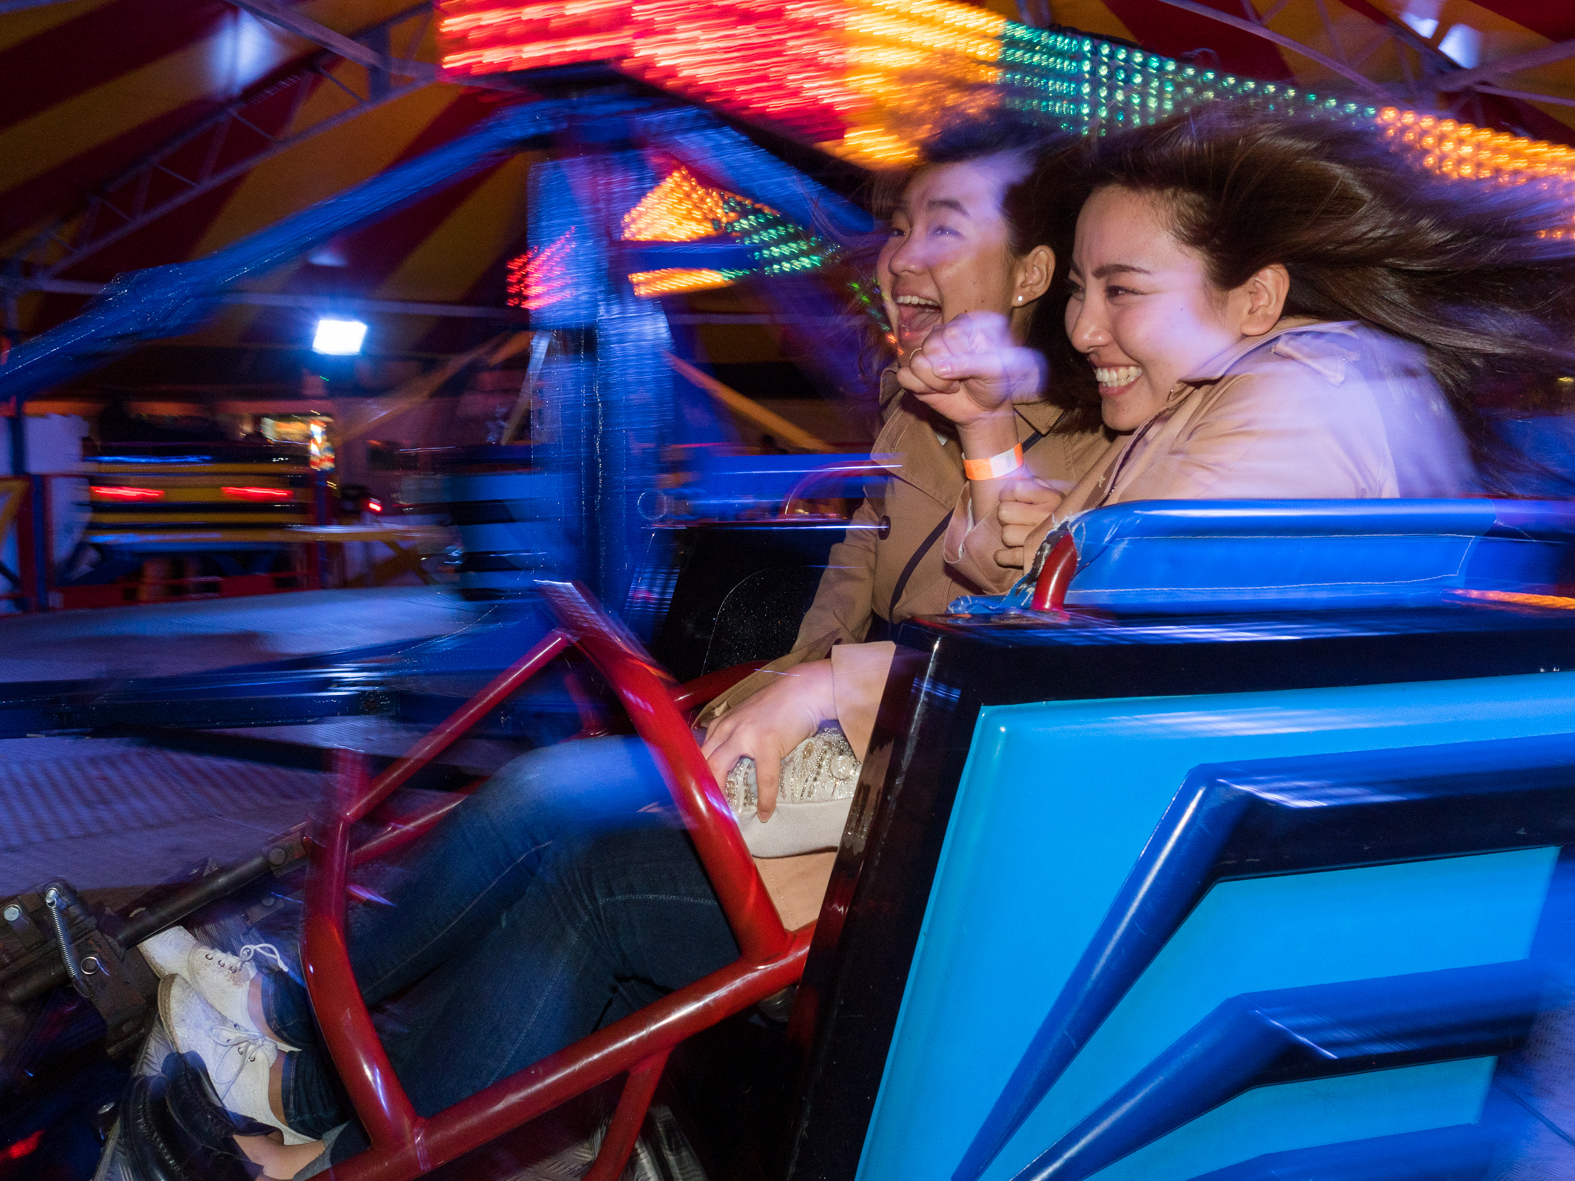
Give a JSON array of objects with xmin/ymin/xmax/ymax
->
[{"xmin": 1030, "ymin": 531, "xmax": 1078, "ymax": 612}]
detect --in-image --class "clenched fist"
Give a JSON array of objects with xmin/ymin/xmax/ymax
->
[
  {"xmin": 896, "ymin": 311, "xmax": 1046, "ymax": 428},
  {"xmin": 994, "ymin": 476, "xmax": 1068, "ymax": 570}
]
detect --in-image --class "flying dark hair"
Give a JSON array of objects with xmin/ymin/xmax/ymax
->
[
  {"xmin": 862, "ymin": 107, "xmax": 1102, "ymax": 434},
  {"xmin": 1086, "ymin": 103, "xmax": 1575, "ymax": 489}
]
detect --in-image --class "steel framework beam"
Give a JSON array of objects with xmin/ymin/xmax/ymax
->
[
  {"xmin": 1435, "ymin": 37, "xmax": 1575, "ymax": 93},
  {"xmin": 1147, "ymin": 0, "xmax": 1383, "ymax": 93},
  {"xmin": 0, "ymin": 96, "xmax": 580, "ymax": 402},
  {"xmin": 226, "ymin": 0, "xmax": 435, "ymax": 79},
  {"xmin": 1134, "ymin": 0, "xmax": 1575, "ymax": 138},
  {"xmin": 1, "ymin": 3, "xmax": 436, "ymax": 291}
]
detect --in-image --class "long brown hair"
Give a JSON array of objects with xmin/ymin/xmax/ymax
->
[
  {"xmin": 861, "ymin": 109, "xmax": 1102, "ymax": 434},
  {"xmin": 1086, "ymin": 103, "xmax": 1575, "ymax": 488}
]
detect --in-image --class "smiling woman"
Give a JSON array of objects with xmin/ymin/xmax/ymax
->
[
  {"xmin": 700, "ymin": 109, "xmax": 1113, "ymax": 760},
  {"xmin": 1013, "ymin": 103, "xmax": 1575, "ymax": 548}
]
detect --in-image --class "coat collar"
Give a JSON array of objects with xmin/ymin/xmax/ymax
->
[{"xmin": 1177, "ymin": 317, "xmax": 1358, "ymax": 385}]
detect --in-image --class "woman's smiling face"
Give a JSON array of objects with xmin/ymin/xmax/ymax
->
[
  {"xmin": 878, "ymin": 154, "xmax": 1038, "ymax": 360},
  {"xmin": 1065, "ymin": 185, "xmax": 1261, "ymax": 432}
]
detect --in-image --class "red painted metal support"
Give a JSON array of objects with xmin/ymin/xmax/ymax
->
[
  {"xmin": 346, "ymin": 628, "xmax": 572, "ymax": 822},
  {"xmin": 327, "ymin": 933, "xmax": 811, "ymax": 1181},
  {"xmin": 299, "ymin": 585, "xmax": 808, "ymax": 1179},
  {"xmin": 350, "ymin": 792, "xmax": 471, "ymax": 867},
  {"xmin": 540, "ymin": 582, "xmax": 792, "ymax": 965},
  {"xmin": 1030, "ymin": 532, "xmax": 1077, "ymax": 613},
  {"xmin": 306, "ymin": 751, "xmax": 424, "ymax": 1162},
  {"xmin": 668, "ymin": 659, "xmax": 764, "ymax": 714},
  {"xmin": 582, "ymin": 1050, "xmax": 671, "ymax": 1181},
  {"xmin": 300, "ymin": 588, "xmax": 806, "ymax": 1177}
]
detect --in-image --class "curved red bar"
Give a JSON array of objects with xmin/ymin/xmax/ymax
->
[
  {"xmin": 348, "ymin": 629, "xmax": 572, "ymax": 823},
  {"xmin": 305, "ymin": 753, "xmax": 422, "ymax": 1157},
  {"xmin": 668, "ymin": 659, "xmax": 765, "ymax": 714},
  {"xmin": 540, "ymin": 582, "xmax": 793, "ymax": 965},
  {"xmin": 303, "ymin": 584, "xmax": 810, "ymax": 1180},
  {"xmin": 1031, "ymin": 532, "xmax": 1078, "ymax": 612}
]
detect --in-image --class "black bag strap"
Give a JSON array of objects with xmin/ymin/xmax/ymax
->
[{"xmin": 888, "ymin": 512, "xmax": 950, "ymax": 617}]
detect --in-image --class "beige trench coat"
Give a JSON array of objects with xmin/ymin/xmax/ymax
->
[
  {"xmin": 698, "ymin": 380, "xmax": 1108, "ymax": 745},
  {"xmin": 1041, "ymin": 319, "xmax": 1478, "ymax": 541}
]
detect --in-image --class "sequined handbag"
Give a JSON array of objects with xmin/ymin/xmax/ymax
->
[{"xmin": 723, "ymin": 724, "xmax": 861, "ymax": 858}]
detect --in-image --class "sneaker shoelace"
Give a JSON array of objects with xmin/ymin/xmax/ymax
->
[
  {"xmin": 203, "ymin": 942, "xmax": 289, "ymax": 980},
  {"xmin": 207, "ymin": 1023, "xmax": 278, "ymax": 1103}
]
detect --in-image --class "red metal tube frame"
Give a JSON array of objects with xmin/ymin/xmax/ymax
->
[
  {"xmin": 346, "ymin": 628, "xmax": 571, "ymax": 823},
  {"xmin": 304, "ymin": 583, "xmax": 806, "ymax": 1180},
  {"xmin": 582, "ymin": 1050, "xmax": 670, "ymax": 1181},
  {"xmin": 538, "ymin": 583, "xmax": 792, "ymax": 965},
  {"xmin": 668, "ymin": 660, "xmax": 764, "ymax": 714}
]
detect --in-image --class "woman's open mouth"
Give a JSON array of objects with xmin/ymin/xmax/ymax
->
[
  {"xmin": 893, "ymin": 295, "xmax": 942, "ymax": 352},
  {"xmin": 1094, "ymin": 364, "xmax": 1143, "ymax": 397}
]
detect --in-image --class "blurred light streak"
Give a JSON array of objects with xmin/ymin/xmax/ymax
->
[
  {"xmin": 507, "ymin": 227, "xmax": 577, "ymax": 309},
  {"xmin": 91, "ymin": 486, "xmax": 165, "ymax": 501},
  {"xmin": 1, "ymin": 1131, "xmax": 43, "ymax": 1162},
  {"xmin": 222, "ymin": 486, "xmax": 296, "ymax": 501},
  {"xmin": 622, "ymin": 167, "xmax": 736, "ymax": 241},
  {"xmin": 1452, "ymin": 590, "xmax": 1575, "ymax": 611},
  {"xmin": 436, "ymin": 0, "xmax": 1575, "ymax": 181}
]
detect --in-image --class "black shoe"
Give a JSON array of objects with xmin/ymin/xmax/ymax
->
[{"xmin": 119, "ymin": 1053, "xmax": 259, "ymax": 1181}]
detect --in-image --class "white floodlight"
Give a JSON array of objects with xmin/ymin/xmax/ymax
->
[{"xmin": 312, "ymin": 318, "xmax": 368, "ymax": 355}]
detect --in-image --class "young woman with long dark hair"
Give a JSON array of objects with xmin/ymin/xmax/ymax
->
[{"xmin": 1008, "ymin": 104, "xmax": 1575, "ymax": 552}]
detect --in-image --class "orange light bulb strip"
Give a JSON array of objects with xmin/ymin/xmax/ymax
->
[
  {"xmin": 621, "ymin": 167, "xmax": 737, "ymax": 241},
  {"xmin": 628, "ymin": 267, "xmax": 747, "ymax": 295}
]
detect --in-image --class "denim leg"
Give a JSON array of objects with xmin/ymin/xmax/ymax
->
[
  {"xmin": 269, "ymin": 736, "xmax": 672, "ymax": 1135},
  {"xmin": 381, "ymin": 817, "xmax": 740, "ymax": 1120},
  {"xmin": 258, "ymin": 974, "xmax": 351, "ymax": 1138},
  {"xmin": 346, "ymin": 735, "xmax": 669, "ymax": 1004}
]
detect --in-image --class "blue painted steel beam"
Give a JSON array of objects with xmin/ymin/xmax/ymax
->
[
  {"xmin": 1011, "ymin": 962, "xmax": 1544, "ymax": 1181},
  {"xmin": 0, "ymin": 97, "xmax": 589, "ymax": 402}
]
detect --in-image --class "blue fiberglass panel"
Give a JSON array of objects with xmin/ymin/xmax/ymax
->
[
  {"xmin": 1002, "ymin": 852, "xmax": 1554, "ymax": 1180},
  {"xmin": 1093, "ymin": 1058, "xmax": 1497, "ymax": 1181},
  {"xmin": 852, "ymin": 671, "xmax": 1575, "ymax": 1181}
]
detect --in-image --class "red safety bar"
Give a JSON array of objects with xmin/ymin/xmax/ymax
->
[
  {"xmin": 669, "ymin": 660, "xmax": 765, "ymax": 714},
  {"xmin": 302, "ymin": 583, "xmax": 810, "ymax": 1181},
  {"xmin": 1030, "ymin": 531, "xmax": 1078, "ymax": 612}
]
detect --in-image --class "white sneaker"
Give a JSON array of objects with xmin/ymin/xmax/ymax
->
[
  {"xmin": 185, "ymin": 941, "xmax": 300, "ymax": 1052},
  {"xmin": 137, "ymin": 925, "xmax": 197, "ymax": 978},
  {"xmin": 158, "ymin": 974, "xmax": 314, "ymax": 1146}
]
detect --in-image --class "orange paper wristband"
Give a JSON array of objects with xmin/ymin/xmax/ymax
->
[{"xmin": 962, "ymin": 442, "xmax": 1024, "ymax": 481}]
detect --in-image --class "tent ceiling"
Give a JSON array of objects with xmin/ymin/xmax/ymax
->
[{"xmin": 0, "ymin": 0, "xmax": 1570, "ymax": 385}]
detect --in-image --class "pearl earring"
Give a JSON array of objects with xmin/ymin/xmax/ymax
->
[{"xmin": 1014, "ymin": 295, "xmax": 1024, "ymax": 304}]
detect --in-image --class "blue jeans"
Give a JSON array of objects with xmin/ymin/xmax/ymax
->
[{"xmin": 263, "ymin": 736, "xmax": 739, "ymax": 1150}]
